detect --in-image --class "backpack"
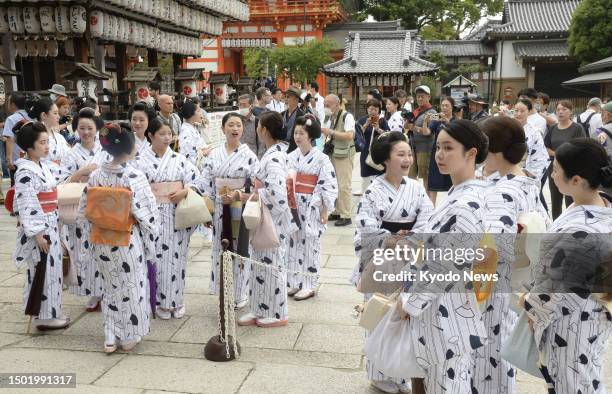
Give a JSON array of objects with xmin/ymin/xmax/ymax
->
[{"xmin": 578, "ymin": 112, "xmax": 596, "ymax": 135}]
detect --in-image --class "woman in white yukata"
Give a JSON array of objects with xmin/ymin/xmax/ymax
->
[
  {"xmin": 523, "ymin": 139, "xmax": 612, "ymax": 394},
  {"xmin": 28, "ymin": 98, "xmax": 70, "ymax": 180},
  {"xmin": 135, "ymin": 118, "xmax": 200, "ymax": 319},
  {"xmin": 12, "ymin": 122, "xmax": 69, "ymax": 330},
  {"xmin": 352, "ymin": 131, "xmax": 434, "ymax": 393},
  {"xmin": 76, "ymin": 123, "xmax": 159, "ymax": 353},
  {"xmin": 286, "ymin": 114, "xmax": 338, "ymax": 301},
  {"xmin": 58, "ymin": 108, "xmax": 109, "ymax": 312},
  {"xmin": 398, "ymin": 120, "xmax": 490, "ymax": 394},
  {"xmin": 473, "ymin": 116, "xmax": 551, "ymax": 394},
  {"xmin": 238, "ymin": 111, "xmax": 298, "ymax": 328},
  {"xmin": 200, "ymin": 113, "xmax": 258, "ymax": 309},
  {"xmin": 179, "ymin": 99, "xmax": 204, "ymax": 166},
  {"xmin": 129, "ymin": 102, "xmax": 156, "ymax": 157}
]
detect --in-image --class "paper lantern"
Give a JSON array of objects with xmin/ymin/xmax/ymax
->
[
  {"xmin": 123, "ymin": 18, "xmax": 131, "ymax": 43},
  {"xmin": 138, "ymin": 47, "xmax": 147, "ymax": 57},
  {"xmin": 36, "ymin": 40, "xmax": 47, "ymax": 57},
  {"xmin": 16, "ymin": 40, "xmax": 28, "ymax": 57},
  {"xmin": 127, "ymin": 45, "xmax": 138, "ymax": 57},
  {"xmin": 105, "ymin": 44, "xmax": 115, "ymax": 57},
  {"xmin": 109, "ymin": 15, "xmax": 120, "ymax": 41},
  {"xmin": 23, "ymin": 7, "xmax": 41, "ymax": 34},
  {"xmin": 0, "ymin": 8, "xmax": 9, "ymax": 33},
  {"xmin": 89, "ymin": 10, "xmax": 103, "ymax": 38},
  {"xmin": 64, "ymin": 38, "xmax": 74, "ymax": 56},
  {"xmin": 26, "ymin": 40, "xmax": 38, "ymax": 57},
  {"xmin": 138, "ymin": 23, "xmax": 146, "ymax": 46},
  {"xmin": 39, "ymin": 6, "xmax": 56, "ymax": 33},
  {"xmin": 46, "ymin": 40, "xmax": 59, "ymax": 57},
  {"xmin": 103, "ymin": 12, "xmax": 113, "ymax": 39},
  {"xmin": 70, "ymin": 5, "xmax": 87, "ymax": 34},
  {"xmin": 8, "ymin": 7, "xmax": 25, "ymax": 34},
  {"xmin": 55, "ymin": 6, "xmax": 71, "ymax": 34}
]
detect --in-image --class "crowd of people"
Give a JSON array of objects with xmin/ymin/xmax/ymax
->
[{"xmin": 1, "ymin": 79, "xmax": 611, "ymax": 394}]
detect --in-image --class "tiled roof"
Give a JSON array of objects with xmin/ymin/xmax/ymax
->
[
  {"xmin": 513, "ymin": 40, "xmax": 570, "ymax": 59},
  {"xmin": 324, "ymin": 19, "xmax": 402, "ymax": 32},
  {"xmin": 579, "ymin": 56, "xmax": 612, "ymax": 74},
  {"xmin": 489, "ymin": 0, "xmax": 580, "ymax": 37},
  {"xmin": 422, "ymin": 40, "xmax": 496, "ymax": 57},
  {"xmin": 323, "ymin": 31, "xmax": 438, "ymax": 76},
  {"xmin": 124, "ymin": 68, "xmax": 162, "ymax": 82},
  {"xmin": 464, "ymin": 19, "xmax": 502, "ymax": 40},
  {"xmin": 563, "ymin": 71, "xmax": 612, "ymax": 86},
  {"xmin": 61, "ymin": 63, "xmax": 111, "ymax": 81}
]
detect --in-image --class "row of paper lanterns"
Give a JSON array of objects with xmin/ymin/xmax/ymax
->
[
  {"xmin": 0, "ymin": 5, "xmax": 226, "ymax": 36},
  {"xmin": 91, "ymin": 12, "xmax": 200, "ymax": 55}
]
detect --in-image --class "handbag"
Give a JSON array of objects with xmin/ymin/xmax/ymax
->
[
  {"xmin": 58, "ymin": 183, "xmax": 87, "ymax": 224},
  {"xmin": 354, "ymin": 122, "xmax": 366, "ymax": 152},
  {"xmin": 250, "ymin": 201, "xmax": 280, "ymax": 250},
  {"xmin": 500, "ymin": 311, "xmax": 544, "ymax": 379},
  {"xmin": 365, "ymin": 130, "xmax": 385, "ymax": 171},
  {"xmin": 242, "ymin": 193, "xmax": 261, "ymax": 230},
  {"xmin": 363, "ymin": 308, "xmax": 426, "ymax": 379},
  {"xmin": 175, "ymin": 188, "xmax": 212, "ymax": 229},
  {"xmin": 358, "ymin": 290, "xmax": 399, "ymax": 331}
]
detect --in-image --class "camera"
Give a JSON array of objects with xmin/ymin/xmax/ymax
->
[
  {"xmin": 428, "ymin": 113, "xmax": 441, "ymax": 121},
  {"xmin": 401, "ymin": 108, "xmax": 415, "ymax": 123}
]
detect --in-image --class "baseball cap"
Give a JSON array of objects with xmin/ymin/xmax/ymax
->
[
  {"xmin": 588, "ymin": 97, "xmax": 602, "ymax": 107},
  {"xmin": 602, "ymin": 102, "xmax": 612, "ymax": 113},
  {"xmin": 414, "ymin": 85, "xmax": 431, "ymax": 95}
]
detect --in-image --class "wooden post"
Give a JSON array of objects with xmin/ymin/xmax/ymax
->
[
  {"xmin": 115, "ymin": 44, "xmax": 129, "ymax": 107},
  {"xmin": 411, "ymin": 378, "xmax": 426, "ymax": 394},
  {"xmin": 147, "ymin": 49, "xmax": 158, "ymax": 68},
  {"xmin": 173, "ymin": 54, "xmax": 182, "ymax": 98},
  {"xmin": 351, "ymin": 77, "xmax": 358, "ymax": 116},
  {"xmin": 73, "ymin": 36, "xmax": 89, "ymax": 64}
]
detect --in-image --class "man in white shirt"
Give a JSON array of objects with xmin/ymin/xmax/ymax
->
[
  {"xmin": 577, "ymin": 97, "xmax": 603, "ymax": 138},
  {"xmin": 394, "ymin": 89, "xmax": 413, "ymax": 112},
  {"xmin": 266, "ymin": 88, "xmax": 286, "ymax": 113},
  {"xmin": 2, "ymin": 92, "xmax": 32, "ymax": 186},
  {"xmin": 519, "ymin": 88, "xmax": 547, "ymax": 136},
  {"xmin": 321, "ymin": 94, "xmax": 355, "ymax": 227},
  {"xmin": 309, "ymin": 82, "xmax": 325, "ymax": 124}
]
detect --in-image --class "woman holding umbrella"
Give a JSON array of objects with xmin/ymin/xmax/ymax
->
[{"xmin": 12, "ymin": 121, "xmax": 69, "ymax": 330}]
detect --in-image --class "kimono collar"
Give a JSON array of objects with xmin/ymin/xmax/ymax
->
[
  {"xmin": 447, "ymin": 178, "xmax": 491, "ymax": 196},
  {"xmin": 77, "ymin": 141, "xmax": 101, "ymax": 156},
  {"xmin": 263, "ymin": 143, "xmax": 285, "ymax": 158},
  {"xmin": 14, "ymin": 158, "xmax": 49, "ymax": 179},
  {"xmin": 101, "ymin": 161, "xmax": 130, "ymax": 174}
]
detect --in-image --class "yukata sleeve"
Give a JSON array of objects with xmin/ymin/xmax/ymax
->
[
  {"xmin": 57, "ymin": 152, "xmax": 77, "ymax": 183},
  {"xmin": 130, "ymin": 171, "xmax": 160, "ymax": 262},
  {"xmin": 181, "ymin": 157, "xmax": 201, "ymax": 192},
  {"xmin": 310, "ymin": 156, "xmax": 338, "ymax": 212},
  {"xmin": 525, "ymin": 131, "xmax": 549, "ymax": 179},
  {"xmin": 198, "ymin": 155, "xmax": 216, "ymax": 199},
  {"xmin": 401, "ymin": 201, "xmax": 484, "ymax": 317},
  {"xmin": 14, "ymin": 169, "xmax": 47, "ymax": 237},
  {"xmin": 75, "ymin": 177, "xmax": 94, "ymax": 262},
  {"xmin": 412, "ymin": 183, "xmax": 434, "ymax": 233},
  {"xmin": 257, "ymin": 157, "xmax": 289, "ymax": 218},
  {"xmin": 179, "ymin": 128, "xmax": 198, "ymax": 166}
]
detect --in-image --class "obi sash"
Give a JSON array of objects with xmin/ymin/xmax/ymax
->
[
  {"xmin": 216, "ymin": 177, "xmax": 245, "ymax": 195},
  {"xmin": 381, "ymin": 220, "xmax": 415, "ymax": 233},
  {"xmin": 150, "ymin": 181, "xmax": 183, "ymax": 204},
  {"xmin": 85, "ymin": 187, "xmax": 135, "ymax": 246},
  {"xmin": 295, "ymin": 173, "xmax": 318, "ymax": 194},
  {"xmin": 217, "ymin": 177, "xmax": 245, "ymax": 237},
  {"xmin": 4, "ymin": 188, "xmax": 57, "ymax": 214}
]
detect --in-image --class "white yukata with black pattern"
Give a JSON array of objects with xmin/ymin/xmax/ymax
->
[
  {"xmin": 286, "ymin": 148, "xmax": 338, "ymax": 291},
  {"xmin": 400, "ymin": 179, "xmax": 490, "ymax": 394},
  {"xmin": 525, "ymin": 197, "xmax": 612, "ymax": 394},
  {"xmin": 475, "ymin": 173, "xmax": 551, "ymax": 394},
  {"xmin": 523, "ymin": 122, "xmax": 549, "ymax": 180},
  {"xmin": 57, "ymin": 142, "xmax": 110, "ymax": 299},
  {"xmin": 13, "ymin": 158, "xmax": 64, "ymax": 321},
  {"xmin": 179, "ymin": 122, "xmax": 202, "ymax": 166},
  {"xmin": 249, "ymin": 143, "xmax": 298, "ymax": 320},
  {"xmin": 46, "ymin": 130, "xmax": 71, "ymax": 179},
  {"xmin": 135, "ymin": 146, "xmax": 200, "ymax": 311},
  {"xmin": 76, "ymin": 162, "xmax": 159, "ymax": 344},
  {"xmin": 200, "ymin": 143, "xmax": 258, "ymax": 305},
  {"xmin": 134, "ymin": 135, "xmax": 151, "ymax": 159},
  {"xmin": 352, "ymin": 175, "xmax": 434, "ymax": 385}
]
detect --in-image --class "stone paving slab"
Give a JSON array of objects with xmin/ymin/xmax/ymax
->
[
  {"xmin": 315, "ymin": 283, "xmax": 362, "ymax": 304},
  {"xmin": 94, "ymin": 355, "xmax": 252, "ymax": 393},
  {"xmin": 237, "ymin": 348, "xmax": 362, "ymax": 370},
  {"xmin": 294, "ymin": 324, "xmax": 364, "ymax": 355},
  {"xmin": 288, "ymin": 299, "xmax": 358, "ymax": 326}
]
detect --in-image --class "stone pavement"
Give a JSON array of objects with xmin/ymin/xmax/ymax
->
[{"xmin": 0, "ymin": 168, "xmax": 609, "ymax": 393}]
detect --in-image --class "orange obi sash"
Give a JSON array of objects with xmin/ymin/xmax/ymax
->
[
  {"xmin": 294, "ymin": 173, "xmax": 318, "ymax": 195},
  {"xmin": 85, "ymin": 187, "xmax": 135, "ymax": 246},
  {"xmin": 150, "ymin": 181, "xmax": 183, "ymax": 204},
  {"xmin": 3, "ymin": 188, "xmax": 57, "ymax": 214}
]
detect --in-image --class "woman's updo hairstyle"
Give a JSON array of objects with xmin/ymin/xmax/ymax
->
[
  {"xmin": 555, "ymin": 138, "xmax": 612, "ymax": 189},
  {"xmin": 370, "ymin": 131, "xmax": 409, "ymax": 166},
  {"xmin": 128, "ymin": 101, "xmax": 156, "ymax": 123},
  {"xmin": 181, "ymin": 99, "xmax": 198, "ymax": 120},
  {"xmin": 259, "ymin": 111, "xmax": 287, "ymax": 141},
  {"xmin": 145, "ymin": 117, "xmax": 170, "ymax": 142},
  {"xmin": 441, "ymin": 119, "xmax": 488, "ymax": 164},
  {"xmin": 71, "ymin": 107, "xmax": 100, "ymax": 131},
  {"xmin": 480, "ymin": 117, "xmax": 526, "ymax": 164},
  {"xmin": 13, "ymin": 121, "xmax": 48, "ymax": 151},
  {"xmin": 99, "ymin": 123, "xmax": 135, "ymax": 158},
  {"xmin": 295, "ymin": 114, "xmax": 321, "ymax": 139},
  {"xmin": 515, "ymin": 98, "xmax": 532, "ymax": 111},
  {"xmin": 222, "ymin": 112, "xmax": 244, "ymax": 129},
  {"xmin": 27, "ymin": 97, "xmax": 54, "ymax": 121}
]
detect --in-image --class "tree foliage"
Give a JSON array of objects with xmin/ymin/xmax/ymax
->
[
  {"xmin": 358, "ymin": 0, "xmax": 503, "ymax": 39},
  {"xmin": 268, "ymin": 39, "xmax": 336, "ymax": 84},
  {"xmin": 243, "ymin": 48, "xmax": 268, "ymax": 78},
  {"xmin": 425, "ymin": 49, "xmax": 484, "ymax": 84},
  {"xmin": 568, "ymin": 0, "xmax": 612, "ymax": 65}
]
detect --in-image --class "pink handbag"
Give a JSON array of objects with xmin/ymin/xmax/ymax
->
[{"xmin": 250, "ymin": 201, "xmax": 280, "ymax": 251}]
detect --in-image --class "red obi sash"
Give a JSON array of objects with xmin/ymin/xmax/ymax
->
[{"xmin": 4, "ymin": 188, "xmax": 58, "ymax": 214}]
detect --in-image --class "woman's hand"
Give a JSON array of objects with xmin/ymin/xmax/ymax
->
[
  {"xmin": 169, "ymin": 188, "xmax": 189, "ymax": 204},
  {"xmin": 79, "ymin": 164, "xmax": 98, "ymax": 178},
  {"xmin": 320, "ymin": 206, "xmax": 328, "ymax": 225},
  {"xmin": 239, "ymin": 192, "xmax": 251, "ymax": 202},
  {"xmin": 598, "ymin": 133, "xmax": 607, "ymax": 145},
  {"xmin": 440, "ymin": 112, "xmax": 451, "ymax": 123},
  {"xmin": 396, "ymin": 298, "xmax": 409, "ymax": 320},
  {"xmin": 200, "ymin": 147, "xmax": 213, "ymax": 157},
  {"xmin": 35, "ymin": 232, "xmax": 50, "ymax": 254}
]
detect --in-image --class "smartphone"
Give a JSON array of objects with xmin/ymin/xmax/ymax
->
[
  {"xmin": 504, "ymin": 109, "xmax": 515, "ymax": 117},
  {"xmin": 369, "ymin": 114, "xmax": 379, "ymax": 123},
  {"xmin": 429, "ymin": 113, "xmax": 440, "ymax": 121}
]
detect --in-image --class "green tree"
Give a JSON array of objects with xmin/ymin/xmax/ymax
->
[
  {"xmin": 268, "ymin": 39, "xmax": 335, "ymax": 84},
  {"xmin": 359, "ymin": 0, "xmax": 503, "ymax": 39},
  {"xmin": 243, "ymin": 48, "xmax": 269, "ymax": 78},
  {"xmin": 568, "ymin": 0, "xmax": 612, "ymax": 65}
]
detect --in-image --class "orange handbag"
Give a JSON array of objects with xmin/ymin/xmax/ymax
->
[{"xmin": 85, "ymin": 187, "xmax": 135, "ymax": 246}]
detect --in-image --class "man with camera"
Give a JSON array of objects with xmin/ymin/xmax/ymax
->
[
  {"xmin": 322, "ymin": 94, "xmax": 355, "ymax": 227},
  {"xmin": 405, "ymin": 85, "xmax": 437, "ymax": 192}
]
